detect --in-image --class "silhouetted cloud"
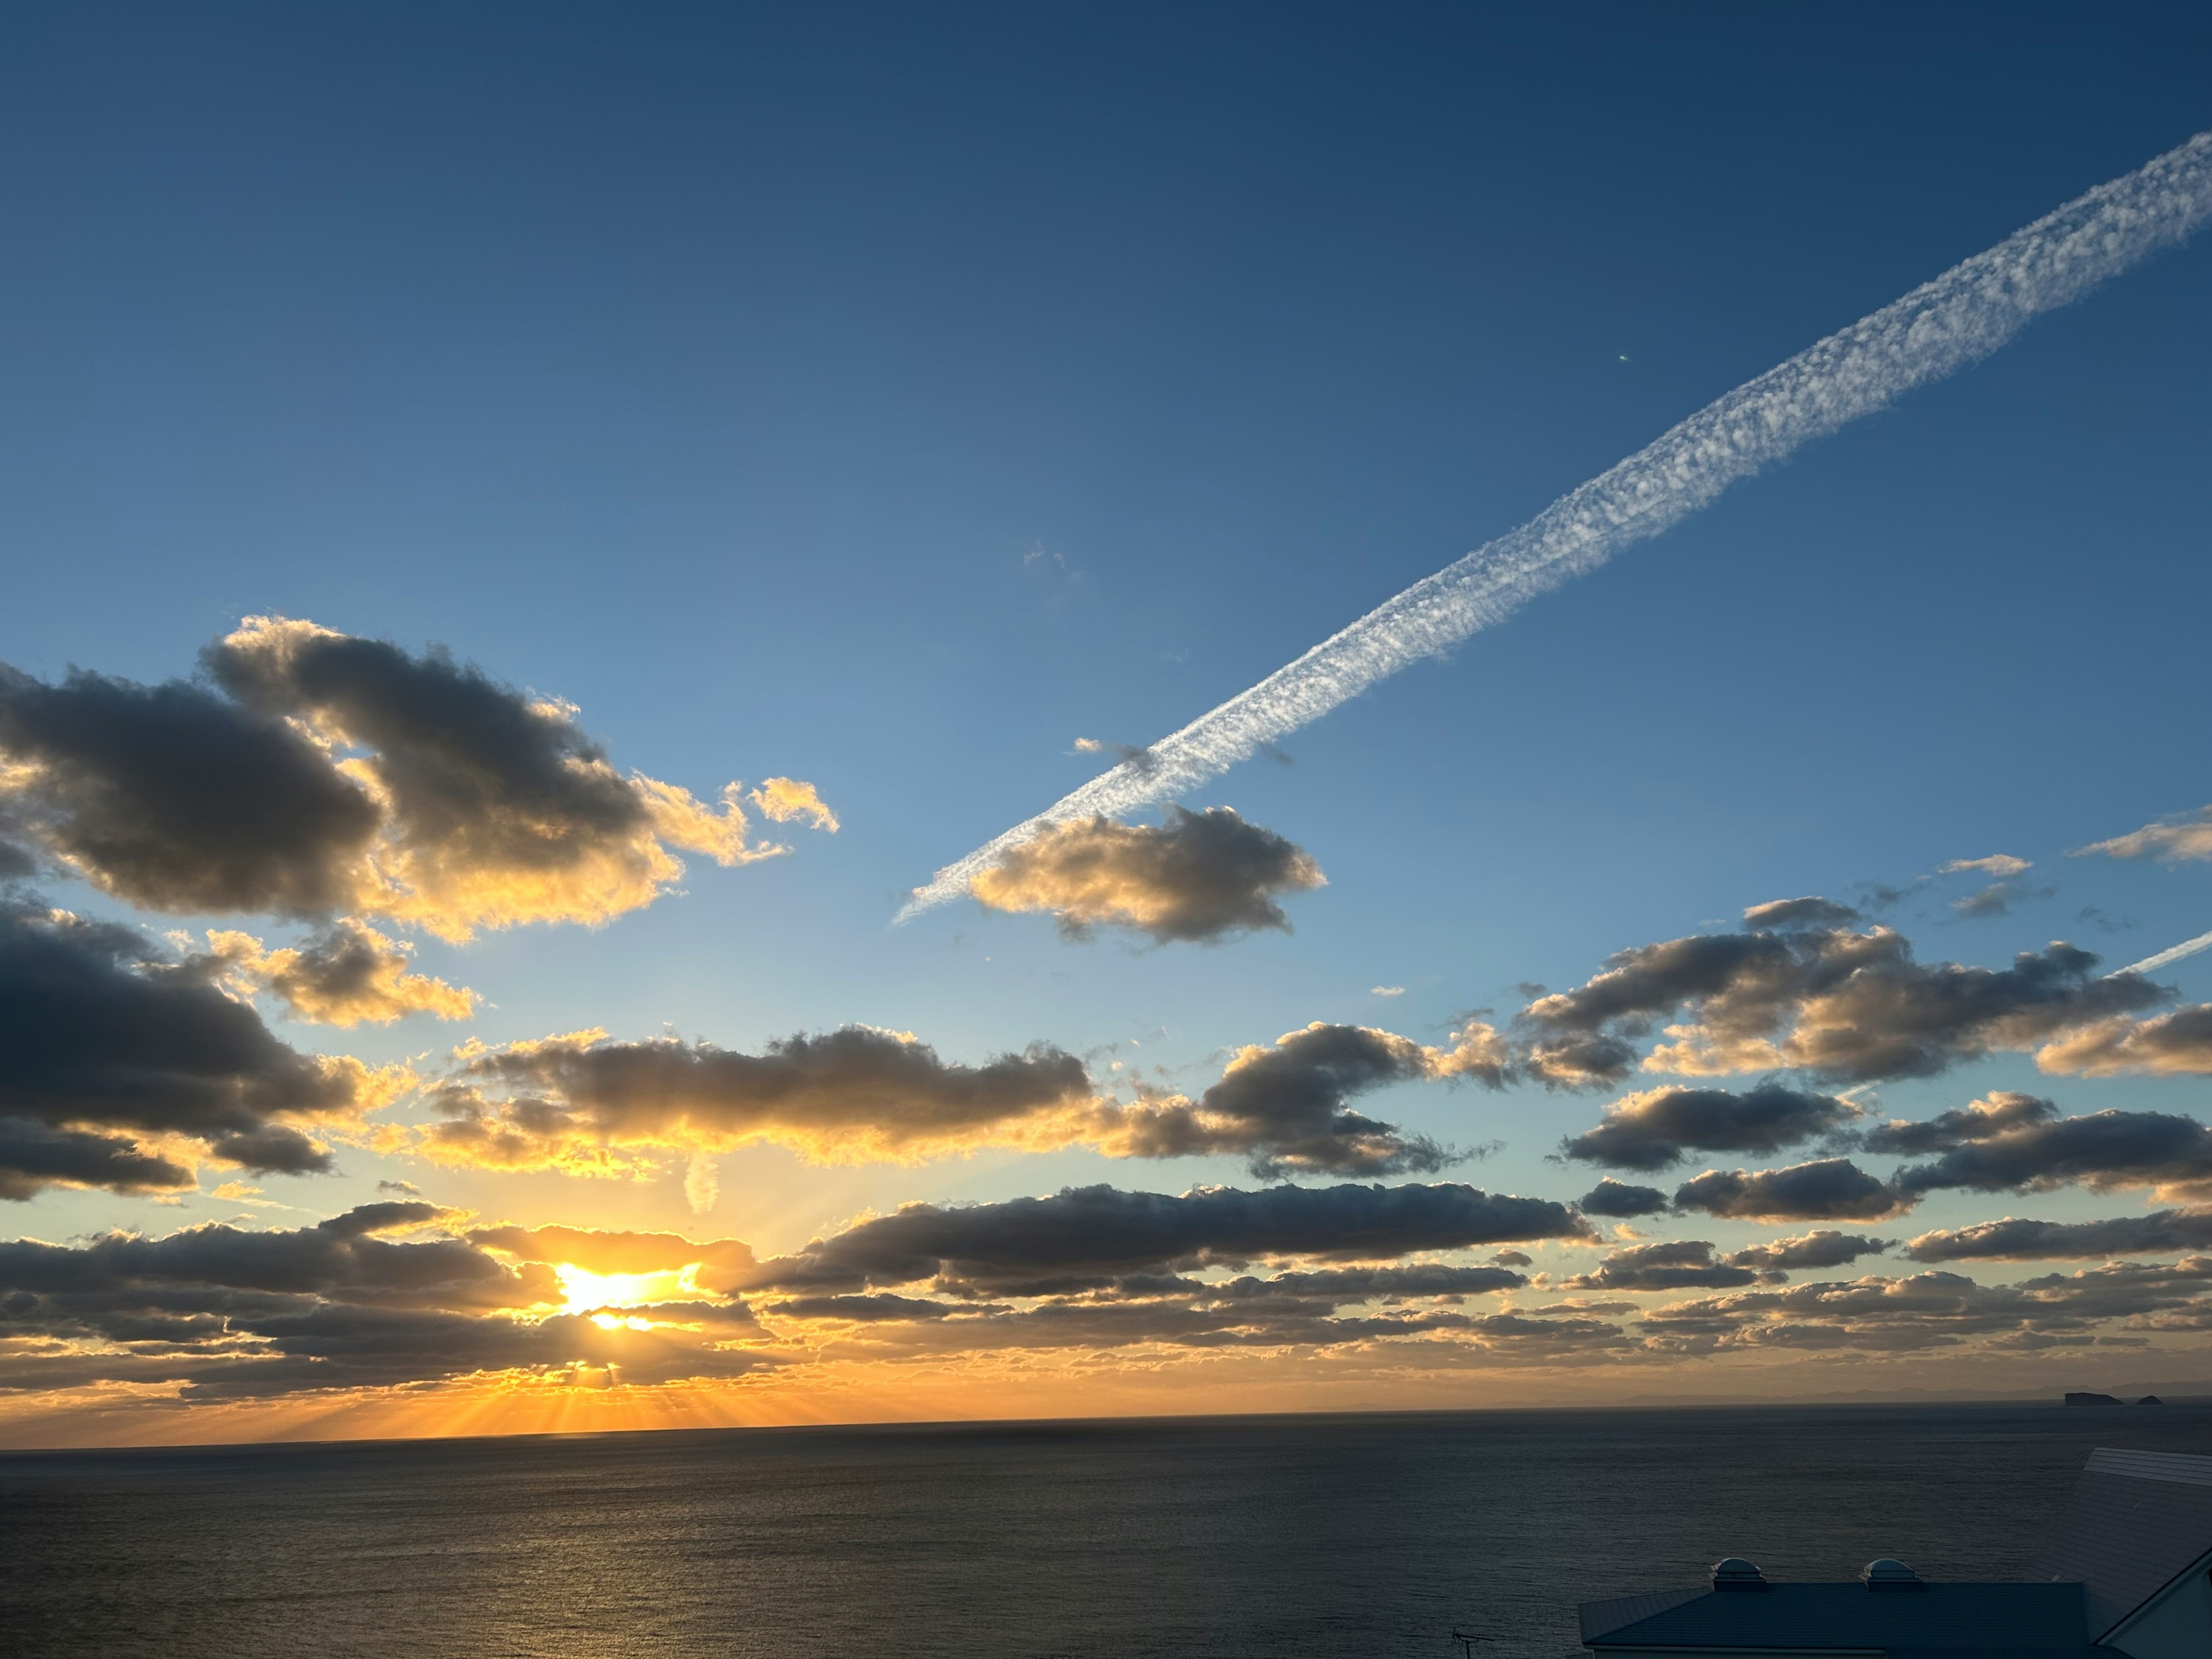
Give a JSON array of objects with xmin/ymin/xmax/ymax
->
[
  {"xmin": 1874, "ymin": 1093, "xmax": 2212, "ymax": 1201},
  {"xmin": 2036, "ymin": 1006, "xmax": 2212, "ymax": 1076},
  {"xmin": 425, "ymin": 1025, "xmax": 1097, "ymax": 1172},
  {"xmin": 423, "ymin": 1018, "xmax": 1510, "ymax": 1182},
  {"xmin": 745, "ymin": 1181, "xmax": 1593, "ymax": 1294},
  {"xmin": 0, "ymin": 619, "xmax": 830, "ymax": 941},
  {"xmin": 1639, "ymin": 1257, "xmax": 2212, "ymax": 1356},
  {"xmin": 0, "ymin": 662, "xmax": 382, "ymax": 914},
  {"xmin": 1516, "ymin": 917, "xmax": 2161, "ymax": 1086},
  {"xmin": 0, "ymin": 1205, "xmax": 771, "ymax": 1399},
  {"xmin": 2078, "ymin": 808, "xmax": 2212, "ymax": 863},
  {"xmin": 1560, "ymin": 1084, "xmax": 1860, "ymax": 1172},
  {"xmin": 1100, "ymin": 1022, "xmax": 1505, "ymax": 1179},
  {"xmin": 1566, "ymin": 1241, "xmax": 1762, "ymax": 1291},
  {"xmin": 1727, "ymin": 1230, "xmax": 1891, "ymax": 1273},
  {"xmin": 1673, "ymin": 1158, "xmax": 1907, "ymax": 1221},
  {"xmin": 0, "ymin": 895, "xmax": 400, "ymax": 1199},
  {"xmin": 965, "ymin": 805, "xmax": 1324, "ymax": 944},
  {"xmin": 1575, "ymin": 1178, "xmax": 1671, "ymax": 1218},
  {"xmin": 1907, "ymin": 1211, "xmax": 2212, "ymax": 1262}
]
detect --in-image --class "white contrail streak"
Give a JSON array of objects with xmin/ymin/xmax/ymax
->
[
  {"xmin": 2116, "ymin": 929, "xmax": 2212, "ymax": 978},
  {"xmin": 900, "ymin": 131, "xmax": 2212, "ymax": 922}
]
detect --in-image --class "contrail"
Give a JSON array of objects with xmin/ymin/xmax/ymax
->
[
  {"xmin": 2116, "ymin": 929, "xmax": 2212, "ymax": 978},
  {"xmin": 901, "ymin": 131, "xmax": 2212, "ymax": 922}
]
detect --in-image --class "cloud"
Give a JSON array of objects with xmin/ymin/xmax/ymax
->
[
  {"xmin": 1907, "ymin": 1211, "xmax": 2212, "ymax": 1262},
  {"xmin": 744, "ymin": 1181, "xmax": 1593, "ymax": 1295},
  {"xmin": 1370, "ymin": 985, "xmax": 1406, "ymax": 998},
  {"xmin": 1940, "ymin": 855, "xmax": 2032, "ymax": 878},
  {"xmin": 748, "ymin": 777, "xmax": 839, "ymax": 833},
  {"xmin": 2077, "ymin": 808, "xmax": 2212, "ymax": 863},
  {"xmin": 0, "ymin": 661, "xmax": 383, "ymax": 914},
  {"xmin": 423, "ymin": 1025, "xmax": 1097, "ymax": 1172},
  {"xmin": 1566, "ymin": 1241, "xmax": 1762, "ymax": 1292},
  {"xmin": 0, "ymin": 619, "xmax": 831, "ymax": 942},
  {"xmin": 1673, "ymin": 1158, "xmax": 1908, "ymax": 1221},
  {"xmin": 1951, "ymin": 882, "xmax": 2018, "ymax": 918},
  {"xmin": 0, "ymin": 895, "xmax": 402, "ymax": 1199},
  {"xmin": 965, "ymin": 806, "xmax": 1324, "ymax": 944},
  {"xmin": 903, "ymin": 132, "xmax": 2212, "ymax": 920},
  {"xmin": 1560, "ymin": 1084, "xmax": 1861, "ymax": 1172},
  {"xmin": 1727, "ymin": 1230, "xmax": 1891, "ymax": 1272},
  {"xmin": 465, "ymin": 1222, "xmax": 759, "ymax": 1293},
  {"xmin": 1095, "ymin": 1022, "xmax": 1503, "ymax": 1180},
  {"xmin": 422, "ymin": 1018, "xmax": 1511, "ymax": 1183},
  {"xmin": 1741, "ymin": 897, "xmax": 1860, "ymax": 929},
  {"xmin": 2035, "ymin": 1006, "xmax": 2212, "ymax": 1077},
  {"xmin": 194, "ymin": 920, "xmax": 475, "ymax": 1026},
  {"xmin": 0, "ymin": 1206, "xmax": 767, "ymax": 1399},
  {"xmin": 1575, "ymin": 1178, "xmax": 1672, "ymax": 1218},
  {"xmin": 1516, "ymin": 918, "xmax": 2163, "ymax": 1087},
  {"xmin": 1872, "ymin": 1093, "xmax": 2212, "ymax": 1202}
]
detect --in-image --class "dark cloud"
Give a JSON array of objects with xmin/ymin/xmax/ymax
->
[
  {"xmin": 2037, "ymin": 1006, "xmax": 2212, "ymax": 1077},
  {"xmin": 0, "ymin": 895, "xmax": 391, "ymax": 1199},
  {"xmin": 0, "ymin": 1207, "xmax": 767, "ymax": 1399},
  {"xmin": 1907, "ymin": 1211, "xmax": 2212, "ymax": 1262},
  {"xmin": 0, "ymin": 662, "xmax": 381, "ymax": 913},
  {"xmin": 1638, "ymin": 1257, "xmax": 2212, "ymax": 1357},
  {"xmin": 745, "ymin": 1181, "xmax": 1593, "ymax": 1294},
  {"xmin": 1575, "ymin": 1179, "xmax": 1671, "ymax": 1218},
  {"xmin": 1877, "ymin": 1094, "xmax": 2212, "ymax": 1200},
  {"xmin": 1516, "ymin": 918, "xmax": 2162, "ymax": 1087},
  {"xmin": 756, "ymin": 1257, "xmax": 1605, "ymax": 1359},
  {"xmin": 1743, "ymin": 897, "xmax": 1860, "ymax": 930},
  {"xmin": 426, "ymin": 1018, "xmax": 1504, "ymax": 1180},
  {"xmin": 426, "ymin": 1025, "xmax": 1097, "ymax": 1170},
  {"xmin": 0, "ymin": 619, "xmax": 823, "ymax": 942},
  {"xmin": 1727, "ymin": 1230, "xmax": 1890, "ymax": 1273},
  {"xmin": 1859, "ymin": 1090, "xmax": 2059, "ymax": 1155},
  {"xmin": 1560, "ymin": 1084, "xmax": 1861, "ymax": 1172},
  {"xmin": 0, "ymin": 1119, "xmax": 193, "ymax": 1202},
  {"xmin": 1103, "ymin": 1022, "xmax": 1473, "ymax": 1180},
  {"xmin": 1566, "ymin": 1241, "xmax": 1762, "ymax": 1291},
  {"xmin": 772, "ymin": 1293, "xmax": 959, "ymax": 1322},
  {"xmin": 966, "ymin": 805, "xmax": 1325, "ymax": 945},
  {"xmin": 1673, "ymin": 1158, "xmax": 1908, "ymax": 1221}
]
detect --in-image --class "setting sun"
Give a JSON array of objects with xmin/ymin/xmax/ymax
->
[{"xmin": 554, "ymin": 1263, "xmax": 700, "ymax": 1314}]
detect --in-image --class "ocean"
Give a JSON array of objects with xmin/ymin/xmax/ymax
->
[{"xmin": 5, "ymin": 1400, "xmax": 2211, "ymax": 1657}]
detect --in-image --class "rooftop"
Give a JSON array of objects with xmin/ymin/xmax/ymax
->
[{"xmin": 1580, "ymin": 1578, "xmax": 2090, "ymax": 1654}]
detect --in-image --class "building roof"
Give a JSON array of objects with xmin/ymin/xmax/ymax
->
[
  {"xmin": 1579, "ymin": 1581, "xmax": 2089, "ymax": 1652},
  {"xmin": 2036, "ymin": 1446, "xmax": 2212, "ymax": 1638}
]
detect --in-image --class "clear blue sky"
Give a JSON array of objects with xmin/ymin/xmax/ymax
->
[{"xmin": 4, "ymin": 3, "xmax": 2211, "ymax": 1430}]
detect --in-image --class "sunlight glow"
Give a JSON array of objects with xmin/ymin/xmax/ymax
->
[{"xmin": 554, "ymin": 1262, "xmax": 701, "ymax": 1313}]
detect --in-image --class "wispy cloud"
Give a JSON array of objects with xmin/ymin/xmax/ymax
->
[{"xmin": 902, "ymin": 131, "xmax": 2212, "ymax": 920}]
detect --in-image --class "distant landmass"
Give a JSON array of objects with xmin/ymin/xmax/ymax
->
[{"xmin": 2064, "ymin": 1391, "xmax": 2164, "ymax": 1406}]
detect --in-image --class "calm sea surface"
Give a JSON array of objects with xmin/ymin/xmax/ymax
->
[{"xmin": 5, "ymin": 1400, "xmax": 2211, "ymax": 1658}]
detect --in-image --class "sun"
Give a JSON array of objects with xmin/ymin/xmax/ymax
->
[{"xmin": 553, "ymin": 1262, "xmax": 700, "ymax": 1316}]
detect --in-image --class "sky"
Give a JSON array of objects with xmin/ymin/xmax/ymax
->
[{"xmin": 4, "ymin": 2, "xmax": 2212, "ymax": 1447}]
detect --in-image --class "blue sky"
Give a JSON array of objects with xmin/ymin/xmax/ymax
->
[{"xmin": 4, "ymin": 4, "xmax": 2212, "ymax": 1435}]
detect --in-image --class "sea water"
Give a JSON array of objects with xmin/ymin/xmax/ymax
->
[{"xmin": 5, "ymin": 1400, "xmax": 2211, "ymax": 1658}]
